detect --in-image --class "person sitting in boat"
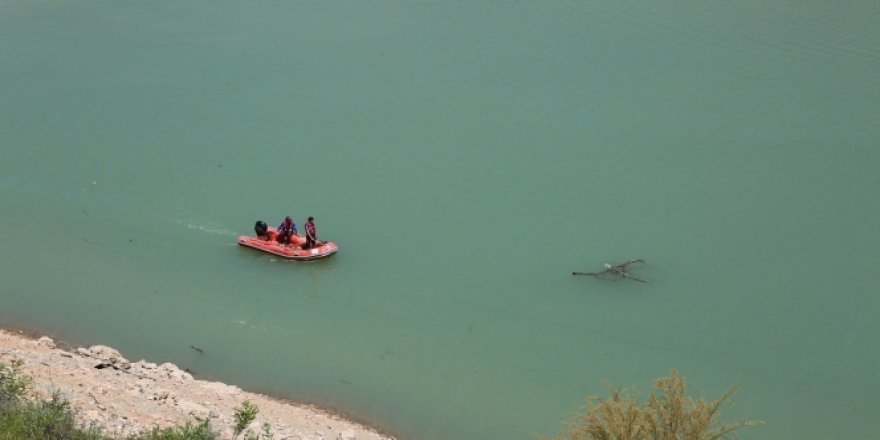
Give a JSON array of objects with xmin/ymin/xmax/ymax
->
[
  {"xmin": 304, "ymin": 216, "xmax": 318, "ymax": 249},
  {"xmin": 277, "ymin": 216, "xmax": 297, "ymax": 245}
]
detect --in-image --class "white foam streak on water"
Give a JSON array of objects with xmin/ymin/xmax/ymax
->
[{"xmin": 166, "ymin": 215, "xmax": 238, "ymax": 238}]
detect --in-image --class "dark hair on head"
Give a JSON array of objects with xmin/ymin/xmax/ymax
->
[
  {"xmin": 308, "ymin": 216, "xmax": 314, "ymax": 221},
  {"xmin": 285, "ymin": 216, "xmax": 292, "ymax": 221}
]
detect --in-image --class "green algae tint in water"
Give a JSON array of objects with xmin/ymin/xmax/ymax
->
[{"xmin": 2, "ymin": 1, "xmax": 880, "ymax": 439}]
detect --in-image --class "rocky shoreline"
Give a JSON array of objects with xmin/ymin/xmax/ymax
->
[{"xmin": 0, "ymin": 329, "xmax": 395, "ymax": 440}]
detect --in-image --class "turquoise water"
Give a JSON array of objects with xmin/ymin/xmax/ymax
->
[{"xmin": 2, "ymin": 1, "xmax": 879, "ymax": 438}]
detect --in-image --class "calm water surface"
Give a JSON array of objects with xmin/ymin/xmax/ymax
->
[{"xmin": 2, "ymin": 1, "xmax": 879, "ymax": 439}]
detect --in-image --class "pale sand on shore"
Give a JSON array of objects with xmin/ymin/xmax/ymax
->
[{"xmin": 0, "ymin": 329, "xmax": 395, "ymax": 440}]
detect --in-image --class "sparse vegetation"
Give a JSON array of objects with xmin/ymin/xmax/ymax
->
[
  {"xmin": 233, "ymin": 400, "xmax": 259, "ymax": 439},
  {"xmin": 7, "ymin": 357, "xmax": 756, "ymax": 440},
  {"xmin": 0, "ymin": 360, "xmax": 31, "ymax": 401},
  {"xmin": 131, "ymin": 420, "xmax": 216, "ymax": 440},
  {"xmin": 544, "ymin": 370, "xmax": 760, "ymax": 440},
  {"xmin": 0, "ymin": 359, "xmax": 240, "ymax": 440},
  {"xmin": 259, "ymin": 422, "xmax": 274, "ymax": 440},
  {"xmin": 0, "ymin": 390, "xmax": 107, "ymax": 440},
  {"xmin": 1, "ymin": 360, "xmax": 104, "ymax": 439}
]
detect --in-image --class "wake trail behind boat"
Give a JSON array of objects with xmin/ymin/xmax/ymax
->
[{"xmin": 165, "ymin": 214, "xmax": 237, "ymax": 237}]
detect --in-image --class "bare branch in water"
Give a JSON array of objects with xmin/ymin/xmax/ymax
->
[{"xmin": 572, "ymin": 259, "xmax": 647, "ymax": 283}]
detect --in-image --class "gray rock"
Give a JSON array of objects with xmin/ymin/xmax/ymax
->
[
  {"xmin": 37, "ymin": 336, "xmax": 55, "ymax": 348},
  {"xmin": 158, "ymin": 363, "xmax": 193, "ymax": 381},
  {"xmin": 89, "ymin": 345, "xmax": 131, "ymax": 369},
  {"xmin": 135, "ymin": 361, "xmax": 157, "ymax": 370},
  {"xmin": 89, "ymin": 345, "xmax": 125, "ymax": 361}
]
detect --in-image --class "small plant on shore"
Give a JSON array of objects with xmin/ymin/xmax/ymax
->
[
  {"xmin": 543, "ymin": 370, "xmax": 760, "ymax": 440},
  {"xmin": 1, "ymin": 359, "xmax": 103, "ymax": 439},
  {"xmin": 131, "ymin": 419, "xmax": 216, "ymax": 440},
  {"xmin": 0, "ymin": 359, "xmax": 31, "ymax": 401},
  {"xmin": 232, "ymin": 401, "xmax": 276, "ymax": 440},
  {"xmin": 233, "ymin": 400, "xmax": 259, "ymax": 439},
  {"xmin": 0, "ymin": 390, "xmax": 106, "ymax": 440},
  {"xmin": 259, "ymin": 422, "xmax": 275, "ymax": 440},
  {"xmin": 2, "ymin": 359, "xmax": 221, "ymax": 440}
]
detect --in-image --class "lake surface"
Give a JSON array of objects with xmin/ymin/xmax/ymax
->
[{"xmin": 2, "ymin": 1, "xmax": 879, "ymax": 438}]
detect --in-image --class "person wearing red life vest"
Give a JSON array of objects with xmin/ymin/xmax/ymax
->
[{"xmin": 304, "ymin": 217, "xmax": 318, "ymax": 249}]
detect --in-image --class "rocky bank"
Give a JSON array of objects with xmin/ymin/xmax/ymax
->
[{"xmin": 0, "ymin": 329, "xmax": 394, "ymax": 440}]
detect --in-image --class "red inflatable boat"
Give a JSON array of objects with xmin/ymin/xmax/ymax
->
[{"xmin": 237, "ymin": 227, "xmax": 338, "ymax": 261}]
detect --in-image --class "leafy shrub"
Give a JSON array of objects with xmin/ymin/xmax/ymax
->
[
  {"xmin": 545, "ymin": 370, "xmax": 760, "ymax": 440},
  {"xmin": 0, "ymin": 359, "xmax": 31, "ymax": 402},
  {"xmin": 1, "ymin": 359, "xmax": 220, "ymax": 440},
  {"xmin": 233, "ymin": 400, "xmax": 259, "ymax": 439},
  {"xmin": 0, "ymin": 391, "xmax": 106, "ymax": 440},
  {"xmin": 129, "ymin": 419, "xmax": 216, "ymax": 440}
]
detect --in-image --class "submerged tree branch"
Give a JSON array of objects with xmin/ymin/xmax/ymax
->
[{"xmin": 572, "ymin": 259, "xmax": 647, "ymax": 283}]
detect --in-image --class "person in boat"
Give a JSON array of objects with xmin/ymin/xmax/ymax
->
[
  {"xmin": 304, "ymin": 216, "xmax": 317, "ymax": 249},
  {"xmin": 277, "ymin": 216, "xmax": 297, "ymax": 244}
]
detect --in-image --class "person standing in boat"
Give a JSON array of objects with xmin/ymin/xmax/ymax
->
[
  {"xmin": 304, "ymin": 216, "xmax": 318, "ymax": 249},
  {"xmin": 277, "ymin": 216, "xmax": 297, "ymax": 244}
]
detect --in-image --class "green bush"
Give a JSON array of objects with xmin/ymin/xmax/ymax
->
[
  {"xmin": 544, "ymin": 370, "xmax": 760, "ymax": 440},
  {"xmin": 0, "ymin": 393, "xmax": 218, "ymax": 440},
  {"xmin": 233, "ymin": 400, "xmax": 259, "ymax": 439},
  {"xmin": 0, "ymin": 360, "xmax": 222, "ymax": 440},
  {"xmin": 0, "ymin": 392, "xmax": 106, "ymax": 440},
  {"xmin": 0, "ymin": 360, "xmax": 31, "ymax": 402},
  {"xmin": 128, "ymin": 419, "xmax": 216, "ymax": 440}
]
